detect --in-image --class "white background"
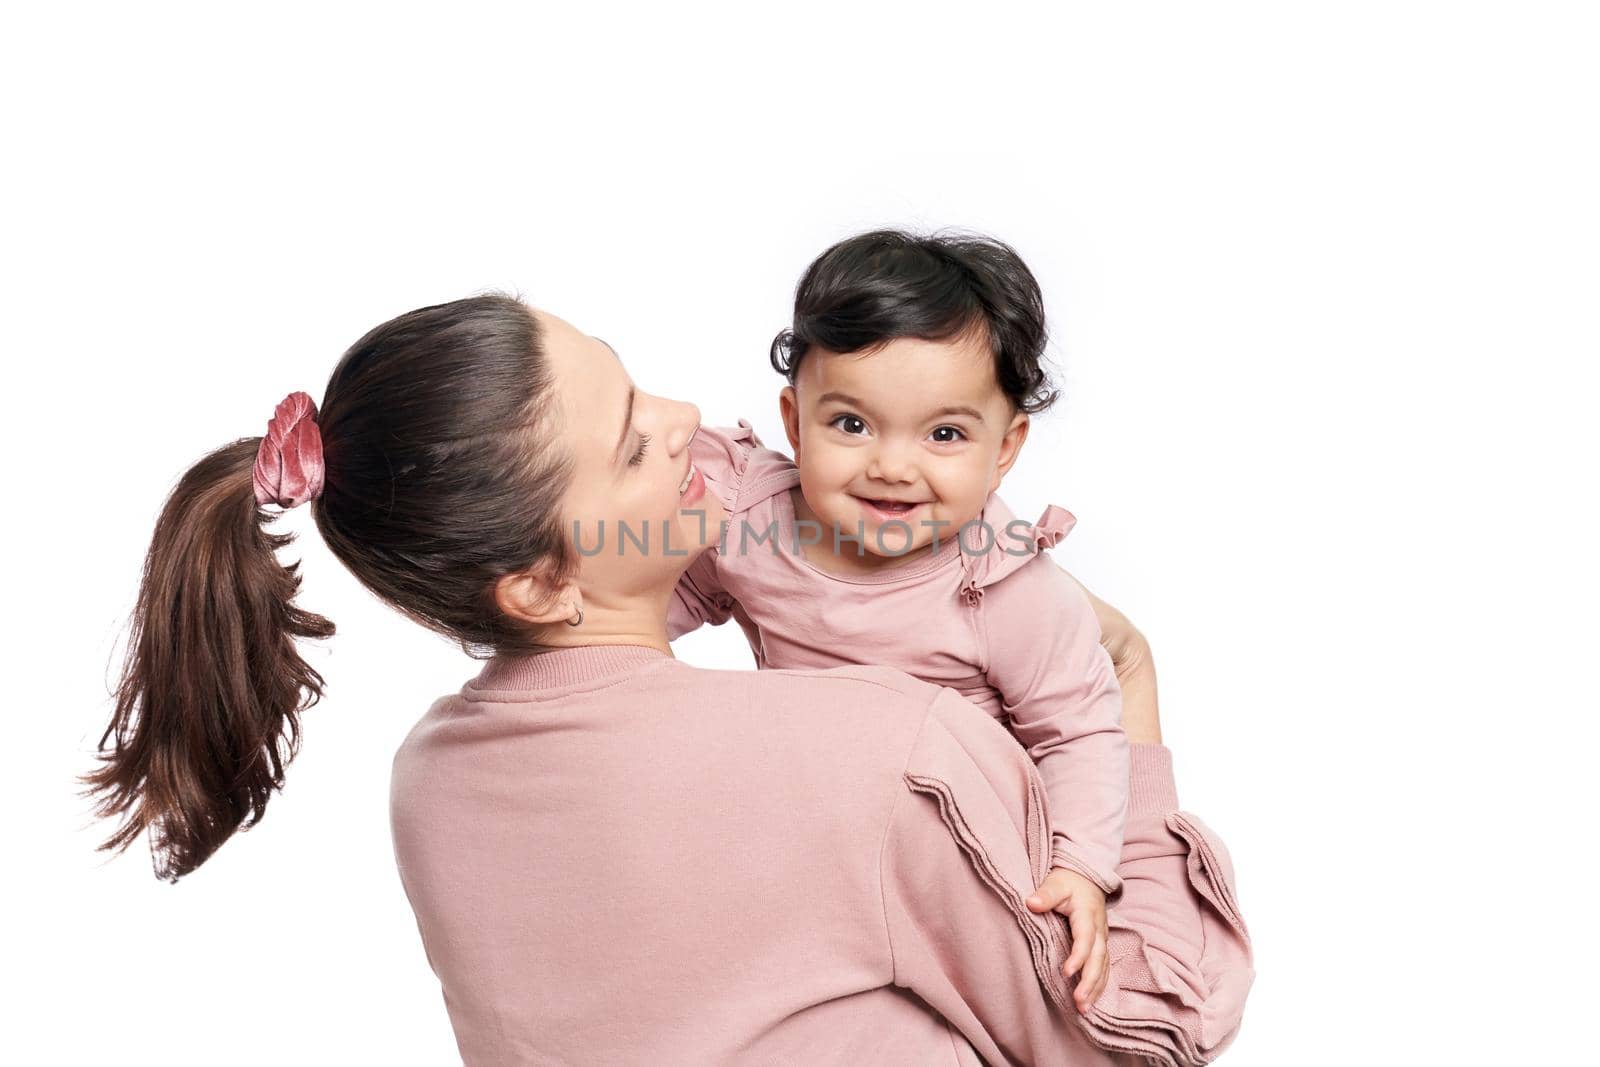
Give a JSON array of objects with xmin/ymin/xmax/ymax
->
[{"xmin": 5, "ymin": 2, "xmax": 1596, "ymax": 1063}]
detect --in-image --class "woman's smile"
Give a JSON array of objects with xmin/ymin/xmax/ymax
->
[{"xmin": 679, "ymin": 461, "xmax": 706, "ymax": 505}]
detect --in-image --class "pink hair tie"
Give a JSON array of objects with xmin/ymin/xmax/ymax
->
[{"xmin": 253, "ymin": 391, "xmax": 326, "ymax": 509}]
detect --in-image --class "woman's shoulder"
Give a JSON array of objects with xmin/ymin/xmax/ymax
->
[
  {"xmin": 738, "ymin": 663, "xmax": 1042, "ymax": 781},
  {"xmin": 690, "ymin": 419, "xmax": 802, "ymax": 516},
  {"xmin": 761, "ymin": 661, "xmax": 943, "ymax": 704},
  {"xmin": 724, "ymin": 662, "xmax": 955, "ymax": 753},
  {"xmin": 745, "ymin": 666, "xmax": 1051, "ymax": 874}
]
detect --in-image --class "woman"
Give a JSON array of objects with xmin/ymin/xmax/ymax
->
[{"xmin": 86, "ymin": 294, "xmax": 1250, "ymax": 1065}]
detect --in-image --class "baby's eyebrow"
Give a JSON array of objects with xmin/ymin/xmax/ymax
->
[
  {"xmin": 817, "ymin": 390, "xmax": 869, "ymax": 410},
  {"xmin": 817, "ymin": 391, "xmax": 986, "ymax": 424},
  {"xmin": 928, "ymin": 404, "xmax": 986, "ymax": 423}
]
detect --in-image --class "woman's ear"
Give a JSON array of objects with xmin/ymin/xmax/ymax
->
[
  {"xmin": 493, "ymin": 562, "xmax": 582, "ymax": 627},
  {"xmin": 990, "ymin": 411, "xmax": 1030, "ymax": 493},
  {"xmin": 779, "ymin": 386, "xmax": 801, "ymax": 457}
]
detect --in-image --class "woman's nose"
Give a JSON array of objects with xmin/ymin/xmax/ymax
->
[{"xmin": 660, "ymin": 397, "xmax": 701, "ymax": 455}]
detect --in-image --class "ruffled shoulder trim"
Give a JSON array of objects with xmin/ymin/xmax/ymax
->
[
  {"xmin": 688, "ymin": 418, "xmax": 802, "ymax": 516},
  {"xmin": 956, "ymin": 494, "xmax": 1077, "ymax": 605}
]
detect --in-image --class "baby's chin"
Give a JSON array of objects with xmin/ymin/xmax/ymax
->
[{"xmin": 815, "ymin": 499, "xmax": 973, "ymax": 560}]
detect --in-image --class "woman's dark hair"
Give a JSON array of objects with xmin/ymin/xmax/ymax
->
[
  {"xmin": 770, "ymin": 228, "xmax": 1059, "ymax": 413},
  {"xmin": 82, "ymin": 292, "xmax": 576, "ymax": 882}
]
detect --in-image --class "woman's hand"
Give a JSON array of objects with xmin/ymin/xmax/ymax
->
[{"xmin": 1056, "ymin": 564, "xmax": 1162, "ymax": 744}]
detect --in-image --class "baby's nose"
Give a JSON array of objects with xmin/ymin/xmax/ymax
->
[{"xmin": 867, "ymin": 445, "xmax": 916, "ymax": 483}]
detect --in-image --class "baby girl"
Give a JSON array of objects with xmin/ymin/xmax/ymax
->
[{"xmin": 668, "ymin": 229, "xmax": 1127, "ymax": 1011}]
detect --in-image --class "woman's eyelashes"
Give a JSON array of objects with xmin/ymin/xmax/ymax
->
[
  {"xmin": 825, "ymin": 413, "xmax": 967, "ymax": 444},
  {"xmin": 627, "ymin": 431, "xmax": 652, "ymax": 467}
]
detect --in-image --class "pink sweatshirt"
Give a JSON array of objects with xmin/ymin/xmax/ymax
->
[
  {"xmin": 668, "ymin": 421, "xmax": 1129, "ymax": 893},
  {"xmin": 390, "ymin": 644, "xmax": 1248, "ymax": 1065}
]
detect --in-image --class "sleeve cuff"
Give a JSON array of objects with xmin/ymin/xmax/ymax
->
[
  {"xmin": 1128, "ymin": 742, "xmax": 1180, "ymax": 816},
  {"xmin": 1050, "ymin": 839, "xmax": 1122, "ymax": 897}
]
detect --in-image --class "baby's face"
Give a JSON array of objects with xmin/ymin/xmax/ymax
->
[{"xmin": 779, "ymin": 328, "xmax": 1029, "ymax": 565}]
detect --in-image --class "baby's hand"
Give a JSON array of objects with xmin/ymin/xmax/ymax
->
[{"xmin": 1026, "ymin": 868, "xmax": 1109, "ymax": 1014}]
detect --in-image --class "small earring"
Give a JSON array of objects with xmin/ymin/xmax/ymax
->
[{"xmin": 566, "ymin": 606, "xmax": 583, "ymax": 627}]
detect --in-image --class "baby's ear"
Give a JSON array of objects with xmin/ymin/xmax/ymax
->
[
  {"xmin": 778, "ymin": 386, "xmax": 802, "ymax": 457},
  {"xmin": 991, "ymin": 411, "xmax": 1030, "ymax": 492}
]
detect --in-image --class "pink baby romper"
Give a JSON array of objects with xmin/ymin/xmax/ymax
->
[{"xmin": 669, "ymin": 421, "xmax": 1254, "ymax": 1064}]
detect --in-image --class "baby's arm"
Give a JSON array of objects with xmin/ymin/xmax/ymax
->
[
  {"xmin": 979, "ymin": 552, "xmax": 1130, "ymax": 894},
  {"xmin": 668, "ymin": 422, "xmax": 759, "ymax": 642},
  {"xmin": 667, "ymin": 549, "xmax": 735, "ymax": 641}
]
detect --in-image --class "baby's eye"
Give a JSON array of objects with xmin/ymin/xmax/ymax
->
[
  {"xmin": 829, "ymin": 414, "xmax": 868, "ymax": 436},
  {"xmin": 930, "ymin": 425, "xmax": 966, "ymax": 444}
]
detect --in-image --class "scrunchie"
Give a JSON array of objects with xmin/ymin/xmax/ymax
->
[{"xmin": 253, "ymin": 391, "xmax": 326, "ymax": 509}]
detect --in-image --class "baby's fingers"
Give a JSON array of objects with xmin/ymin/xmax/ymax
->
[
  {"xmin": 1061, "ymin": 905, "xmax": 1093, "ymax": 980},
  {"xmin": 1026, "ymin": 870, "xmax": 1074, "ymax": 913},
  {"xmin": 1073, "ymin": 929, "xmax": 1109, "ymax": 1014}
]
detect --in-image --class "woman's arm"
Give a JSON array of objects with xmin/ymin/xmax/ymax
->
[
  {"xmin": 1037, "ymin": 567, "xmax": 1256, "ymax": 1066},
  {"xmin": 881, "ymin": 686, "xmax": 1125, "ymax": 1066}
]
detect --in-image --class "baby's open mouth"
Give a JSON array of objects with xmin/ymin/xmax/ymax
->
[{"xmin": 857, "ymin": 496, "xmax": 923, "ymax": 514}]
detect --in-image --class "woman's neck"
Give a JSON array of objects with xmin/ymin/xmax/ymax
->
[
  {"xmin": 529, "ymin": 592, "xmax": 675, "ymax": 655},
  {"xmin": 470, "ymin": 642, "xmax": 670, "ymax": 692}
]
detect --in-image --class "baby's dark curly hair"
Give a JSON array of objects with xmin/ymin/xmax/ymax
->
[{"xmin": 771, "ymin": 228, "xmax": 1058, "ymax": 414}]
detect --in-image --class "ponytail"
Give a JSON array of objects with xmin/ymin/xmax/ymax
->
[
  {"xmin": 85, "ymin": 293, "xmax": 572, "ymax": 879},
  {"xmin": 82, "ymin": 432, "xmax": 334, "ymax": 882}
]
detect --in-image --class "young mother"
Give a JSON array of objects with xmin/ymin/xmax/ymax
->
[{"xmin": 87, "ymin": 294, "xmax": 1251, "ymax": 1065}]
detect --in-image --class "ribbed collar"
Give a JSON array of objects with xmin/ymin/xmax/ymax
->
[{"xmin": 465, "ymin": 643, "xmax": 672, "ymax": 695}]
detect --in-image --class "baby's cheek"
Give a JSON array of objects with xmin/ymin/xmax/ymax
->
[
  {"xmin": 815, "ymin": 449, "xmax": 862, "ymax": 489},
  {"xmin": 936, "ymin": 473, "xmax": 996, "ymax": 527},
  {"xmin": 798, "ymin": 457, "xmax": 856, "ymax": 509}
]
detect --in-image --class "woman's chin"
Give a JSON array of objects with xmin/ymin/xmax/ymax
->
[{"xmin": 671, "ymin": 505, "xmax": 724, "ymax": 554}]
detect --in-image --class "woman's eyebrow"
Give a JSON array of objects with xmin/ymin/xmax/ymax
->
[
  {"xmin": 612, "ymin": 385, "xmax": 635, "ymax": 465},
  {"xmin": 590, "ymin": 338, "xmax": 634, "ymax": 465}
]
